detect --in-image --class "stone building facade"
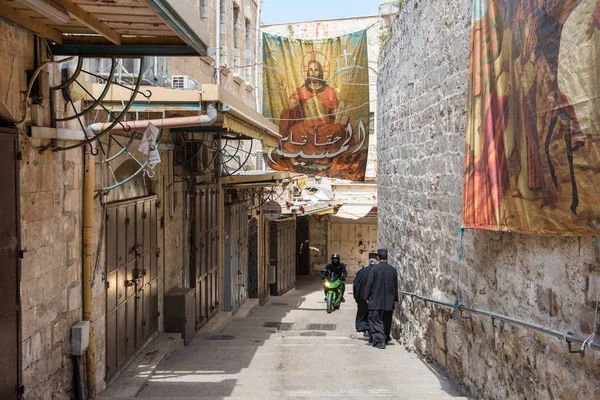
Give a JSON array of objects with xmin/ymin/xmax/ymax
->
[
  {"xmin": 378, "ymin": 1, "xmax": 600, "ymax": 399},
  {"xmin": 0, "ymin": 0, "xmax": 268, "ymax": 397}
]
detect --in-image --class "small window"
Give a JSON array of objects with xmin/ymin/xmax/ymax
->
[
  {"xmin": 368, "ymin": 112, "xmax": 375, "ymax": 135},
  {"xmin": 233, "ymin": 6, "xmax": 240, "ymax": 50},
  {"xmin": 245, "ymin": 18, "xmax": 252, "ymax": 49}
]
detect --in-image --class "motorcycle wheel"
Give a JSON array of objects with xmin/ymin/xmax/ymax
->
[{"xmin": 326, "ymin": 292, "xmax": 333, "ymax": 313}]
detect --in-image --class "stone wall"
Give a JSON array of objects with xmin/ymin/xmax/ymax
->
[
  {"xmin": 170, "ymin": 0, "xmax": 260, "ymax": 110},
  {"xmin": 378, "ymin": 1, "xmax": 600, "ymax": 399},
  {"xmin": 20, "ymin": 141, "xmax": 84, "ymax": 399},
  {"xmin": 308, "ymin": 216, "xmax": 328, "ymax": 275}
]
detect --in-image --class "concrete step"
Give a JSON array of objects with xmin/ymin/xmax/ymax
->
[
  {"xmin": 198, "ymin": 311, "xmax": 232, "ymax": 334},
  {"xmin": 99, "ymin": 333, "xmax": 183, "ymax": 399},
  {"xmin": 233, "ymin": 298, "xmax": 260, "ymax": 319}
]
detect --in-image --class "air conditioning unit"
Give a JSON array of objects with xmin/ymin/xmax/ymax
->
[
  {"xmin": 172, "ymin": 75, "xmax": 198, "ymax": 90},
  {"xmin": 255, "ymin": 151, "xmax": 265, "ymax": 171}
]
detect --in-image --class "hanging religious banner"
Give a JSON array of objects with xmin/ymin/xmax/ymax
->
[
  {"xmin": 262, "ymin": 30, "xmax": 370, "ymax": 181},
  {"xmin": 463, "ymin": 0, "xmax": 600, "ymax": 236}
]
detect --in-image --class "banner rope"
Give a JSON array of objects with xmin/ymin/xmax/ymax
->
[{"xmin": 453, "ymin": 226, "xmax": 465, "ymax": 309}]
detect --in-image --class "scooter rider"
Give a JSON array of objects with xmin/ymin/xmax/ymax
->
[{"xmin": 320, "ymin": 253, "xmax": 348, "ymax": 301}]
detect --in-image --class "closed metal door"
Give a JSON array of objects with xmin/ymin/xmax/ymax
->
[
  {"xmin": 106, "ymin": 196, "xmax": 159, "ymax": 379},
  {"xmin": 0, "ymin": 129, "xmax": 21, "ymax": 398},
  {"xmin": 192, "ymin": 185, "xmax": 220, "ymax": 330},
  {"xmin": 229, "ymin": 203, "xmax": 248, "ymax": 312},
  {"xmin": 247, "ymin": 218, "xmax": 258, "ymax": 298},
  {"xmin": 270, "ymin": 220, "xmax": 296, "ymax": 296},
  {"xmin": 278, "ymin": 221, "xmax": 296, "ymax": 294}
]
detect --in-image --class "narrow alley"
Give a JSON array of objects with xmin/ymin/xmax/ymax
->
[{"xmin": 113, "ymin": 278, "xmax": 466, "ymax": 399}]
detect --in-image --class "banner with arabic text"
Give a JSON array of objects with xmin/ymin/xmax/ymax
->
[
  {"xmin": 262, "ymin": 31, "xmax": 370, "ymax": 181},
  {"xmin": 463, "ymin": 0, "xmax": 600, "ymax": 236}
]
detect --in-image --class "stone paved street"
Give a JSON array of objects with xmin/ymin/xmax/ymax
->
[{"xmin": 126, "ymin": 278, "xmax": 467, "ymax": 399}]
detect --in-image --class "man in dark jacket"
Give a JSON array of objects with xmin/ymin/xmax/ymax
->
[
  {"xmin": 353, "ymin": 255, "xmax": 377, "ymax": 335},
  {"xmin": 320, "ymin": 253, "xmax": 348, "ymax": 301},
  {"xmin": 364, "ymin": 248, "xmax": 398, "ymax": 349}
]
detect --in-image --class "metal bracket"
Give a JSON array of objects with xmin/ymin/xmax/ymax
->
[
  {"xmin": 491, "ymin": 317, "xmax": 504, "ymax": 330},
  {"xmin": 566, "ymin": 333, "xmax": 585, "ymax": 357},
  {"xmin": 459, "ymin": 309, "xmax": 472, "ymax": 320}
]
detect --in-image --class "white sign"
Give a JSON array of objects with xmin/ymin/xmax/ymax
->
[{"xmin": 263, "ymin": 201, "xmax": 282, "ymax": 221}]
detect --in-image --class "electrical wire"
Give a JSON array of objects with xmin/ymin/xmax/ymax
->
[
  {"xmin": 266, "ymin": 99, "xmax": 376, "ymax": 121},
  {"xmin": 16, "ymin": 56, "xmax": 74, "ymax": 125}
]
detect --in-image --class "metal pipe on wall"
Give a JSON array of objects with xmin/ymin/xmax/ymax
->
[
  {"xmin": 254, "ymin": 0, "xmax": 261, "ymax": 111},
  {"xmin": 216, "ymin": 0, "xmax": 221, "ymax": 86},
  {"xmin": 398, "ymin": 291, "xmax": 600, "ymax": 352},
  {"xmin": 82, "ymin": 130, "xmax": 97, "ymax": 397}
]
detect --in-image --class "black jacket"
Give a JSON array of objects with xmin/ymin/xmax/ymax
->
[
  {"xmin": 353, "ymin": 264, "xmax": 372, "ymax": 302},
  {"xmin": 322, "ymin": 262, "xmax": 347, "ymax": 280},
  {"xmin": 364, "ymin": 262, "xmax": 398, "ymax": 311}
]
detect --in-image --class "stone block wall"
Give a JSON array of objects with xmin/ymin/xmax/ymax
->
[
  {"xmin": 378, "ymin": 1, "xmax": 600, "ymax": 399},
  {"xmin": 20, "ymin": 140, "xmax": 84, "ymax": 399},
  {"xmin": 0, "ymin": 20, "xmax": 33, "ymax": 123},
  {"xmin": 308, "ymin": 216, "xmax": 328, "ymax": 275}
]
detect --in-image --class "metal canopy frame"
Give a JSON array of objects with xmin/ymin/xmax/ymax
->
[{"xmin": 48, "ymin": 44, "xmax": 198, "ymax": 57}]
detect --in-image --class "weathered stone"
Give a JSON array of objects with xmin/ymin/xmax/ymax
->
[
  {"xmin": 30, "ymin": 332, "xmax": 42, "ymax": 363},
  {"xmin": 378, "ymin": 0, "xmax": 600, "ymax": 398},
  {"xmin": 67, "ymin": 284, "xmax": 82, "ymax": 312},
  {"xmin": 21, "ymin": 191, "xmax": 54, "ymax": 223}
]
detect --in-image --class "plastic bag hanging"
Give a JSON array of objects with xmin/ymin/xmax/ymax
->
[{"xmin": 138, "ymin": 122, "xmax": 161, "ymax": 169}]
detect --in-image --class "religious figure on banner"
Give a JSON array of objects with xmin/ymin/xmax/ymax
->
[
  {"xmin": 463, "ymin": 0, "xmax": 600, "ymax": 236},
  {"xmin": 262, "ymin": 30, "xmax": 370, "ymax": 181},
  {"xmin": 277, "ymin": 54, "xmax": 352, "ymax": 157}
]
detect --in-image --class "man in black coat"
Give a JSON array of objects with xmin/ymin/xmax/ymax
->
[
  {"xmin": 364, "ymin": 248, "xmax": 398, "ymax": 349},
  {"xmin": 353, "ymin": 255, "xmax": 377, "ymax": 335}
]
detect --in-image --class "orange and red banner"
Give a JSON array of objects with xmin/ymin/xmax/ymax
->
[
  {"xmin": 463, "ymin": 0, "xmax": 600, "ymax": 235},
  {"xmin": 262, "ymin": 31, "xmax": 370, "ymax": 181}
]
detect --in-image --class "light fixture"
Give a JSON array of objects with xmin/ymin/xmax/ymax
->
[{"xmin": 16, "ymin": 0, "xmax": 70, "ymax": 25}]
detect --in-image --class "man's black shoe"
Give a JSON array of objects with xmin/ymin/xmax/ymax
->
[{"xmin": 374, "ymin": 343, "xmax": 386, "ymax": 349}]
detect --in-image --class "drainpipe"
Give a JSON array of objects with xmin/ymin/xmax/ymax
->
[
  {"xmin": 254, "ymin": 0, "xmax": 261, "ymax": 112},
  {"xmin": 87, "ymin": 103, "xmax": 217, "ymax": 133},
  {"xmin": 216, "ymin": 0, "xmax": 221, "ymax": 86},
  {"xmin": 83, "ymin": 126, "xmax": 99, "ymax": 398}
]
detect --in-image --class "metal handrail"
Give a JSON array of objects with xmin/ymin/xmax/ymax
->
[{"xmin": 398, "ymin": 291, "xmax": 600, "ymax": 352}]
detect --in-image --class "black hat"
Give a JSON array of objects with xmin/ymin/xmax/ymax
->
[
  {"xmin": 377, "ymin": 248, "xmax": 388, "ymax": 259},
  {"xmin": 368, "ymin": 252, "xmax": 378, "ymax": 260}
]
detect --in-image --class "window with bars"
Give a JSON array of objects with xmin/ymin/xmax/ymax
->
[
  {"xmin": 233, "ymin": 5, "xmax": 240, "ymax": 50},
  {"xmin": 245, "ymin": 18, "xmax": 252, "ymax": 49},
  {"xmin": 255, "ymin": 151, "xmax": 265, "ymax": 171}
]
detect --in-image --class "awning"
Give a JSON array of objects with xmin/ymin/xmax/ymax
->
[
  {"xmin": 222, "ymin": 171, "xmax": 296, "ymax": 186},
  {"xmin": 335, "ymin": 204, "xmax": 375, "ymax": 220},
  {"xmin": 224, "ymin": 114, "xmax": 279, "ymax": 148},
  {"xmin": 201, "ymin": 84, "xmax": 281, "ymax": 148},
  {"xmin": 0, "ymin": 0, "xmax": 210, "ymax": 55}
]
